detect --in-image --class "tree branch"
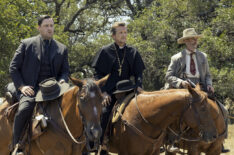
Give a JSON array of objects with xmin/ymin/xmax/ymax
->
[
  {"xmin": 125, "ymin": 0, "xmax": 137, "ymax": 18},
  {"xmin": 63, "ymin": 0, "xmax": 97, "ymax": 32}
]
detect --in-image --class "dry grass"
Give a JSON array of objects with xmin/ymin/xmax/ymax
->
[{"xmin": 221, "ymin": 124, "xmax": 234, "ymax": 155}]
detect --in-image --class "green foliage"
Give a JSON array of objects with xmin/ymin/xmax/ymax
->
[
  {"xmin": 0, "ymin": 0, "xmax": 38, "ymax": 95},
  {"xmin": 0, "ymin": 0, "xmax": 67, "ymax": 96}
]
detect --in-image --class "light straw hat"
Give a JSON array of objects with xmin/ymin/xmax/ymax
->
[{"xmin": 177, "ymin": 28, "xmax": 202, "ymax": 44}]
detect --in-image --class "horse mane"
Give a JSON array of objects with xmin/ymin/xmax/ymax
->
[
  {"xmin": 140, "ymin": 89, "xmax": 188, "ymax": 97},
  {"xmin": 79, "ymin": 78, "xmax": 102, "ymax": 98},
  {"xmin": 85, "ymin": 78, "xmax": 100, "ymax": 90}
]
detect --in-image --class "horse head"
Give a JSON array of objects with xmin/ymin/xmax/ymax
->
[
  {"xmin": 69, "ymin": 75, "xmax": 108, "ymax": 151},
  {"xmin": 183, "ymin": 84, "xmax": 217, "ymax": 143}
]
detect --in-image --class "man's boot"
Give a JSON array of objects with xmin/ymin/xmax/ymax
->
[
  {"xmin": 221, "ymin": 144, "xmax": 230, "ymax": 153},
  {"xmin": 11, "ymin": 143, "xmax": 24, "ymax": 155},
  {"xmin": 100, "ymin": 150, "xmax": 108, "ymax": 155}
]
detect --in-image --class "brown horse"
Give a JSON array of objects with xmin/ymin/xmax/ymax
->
[
  {"xmin": 0, "ymin": 76, "xmax": 108, "ymax": 155},
  {"xmin": 165, "ymin": 94, "xmax": 227, "ymax": 155},
  {"xmin": 107, "ymin": 85, "xmax": 217, "ymax": 155}
]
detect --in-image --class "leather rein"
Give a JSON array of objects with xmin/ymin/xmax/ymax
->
[
  {"xmin": 58, "ymin": 102, "xmax": 86, "ymax": 144},
  {"xmin": 39, "ymin": 98, "xmax": 86, "ymax": 145},
  {"xmin": 119, "ymin": 91, "xmax": 165, "ymax": 153},
  {"xmin": 168, "ymin": 95, "xmax": 227, "ymax": 142}
]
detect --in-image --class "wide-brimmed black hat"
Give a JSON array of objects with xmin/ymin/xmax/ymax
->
[
  {"xmin": 35, "ymin": 78, "xmax": 70, "ymax": 102},
  {"xmin": 113, "ymin": 80, "xmax": 135, "ymax": 94}
]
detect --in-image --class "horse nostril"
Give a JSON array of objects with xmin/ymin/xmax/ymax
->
[{"xmin": 213, "ymin": 135, "xmax": 217, "ymax": 139}]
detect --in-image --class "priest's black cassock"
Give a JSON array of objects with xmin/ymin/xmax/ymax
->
[{"xmin": 92, "ymin": 43, "xmax": 145, "ymax": 95}]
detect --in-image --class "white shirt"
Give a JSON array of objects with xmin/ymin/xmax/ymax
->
[{"xmin": 185, "ymin": 49, "xmax": 200, "ymax": 78}]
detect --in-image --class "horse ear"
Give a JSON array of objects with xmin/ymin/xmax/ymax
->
[
  {"xmin": 96, "ymin": 74, "xmax": 109, "ymax": 87},
  {"xmin": 187, "ymin": 84, "xmax": 199, "ymax": 97},
  {"xmin": 195, "ymin": 83, "xmax": 202, "ymax": 91},
  {"xmin": 69, "ymin": 76, "xmax": 83, "ymax": 88}
]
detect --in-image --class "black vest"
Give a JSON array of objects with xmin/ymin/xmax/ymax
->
[{"xmin": 37, "ymin": 40, "xmax": 52, "ymax": 83}]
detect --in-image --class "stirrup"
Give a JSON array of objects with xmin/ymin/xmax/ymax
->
[{"xmin": 11, "ymin": 144, "xmax": 24, "ymax": 155}]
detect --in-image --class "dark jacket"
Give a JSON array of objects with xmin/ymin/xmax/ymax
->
[
  {"xmin": 9, "ymin": 35, "xmax": 69, "ymax": 90},
  {"xmin": 92, "ymin": 43, "xmax": 145, "ymax": 94}
]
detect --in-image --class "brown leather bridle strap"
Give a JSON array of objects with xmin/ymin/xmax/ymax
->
[
  {"xmin": 167, "ymin": 126, "xmax": 201, "ymax": 142},
  {"xmin": 122, "ymin": 119, "xmax": 165, "ymax": 143},
  {"xmin": 167, "ymin": 93, "xmax": 228, "ymax": 142},
  {"xmin": 122, "ymin": 119, "xmax": 165, "ymax": 153},
  {"xmin": 120, "ymin": 91, "xmax": 165, "ymax": 154},
  {"xmin": 177, "ymin": 94, "xmax": 193, "ymax": 136},
  {"xmin": 57, "ymin": 103, "xmax": 85, "ymax": 144},
  {"xmin": 39, "ymin": 100, "xmax": 85, "ymax": 144},
  {"xmin": 134, "ymin": 92, "xmax": 150, "ymax": 124}
]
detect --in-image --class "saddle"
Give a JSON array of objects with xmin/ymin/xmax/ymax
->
[
  {"xmin": 100, "ymin": 92, "xmax": 135, "ymax": 151},
  {"xmin": 4, "ymin": 99, "xmax": 60, "ymax": 143},
  {"xmin": 112, "ymin": 92, "xmax": 135, "ymax": 123}
]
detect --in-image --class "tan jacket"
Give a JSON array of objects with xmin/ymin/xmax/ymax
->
[{"xmin": 164, "ymin": 49, "xmax": 212, "ymax": 89}]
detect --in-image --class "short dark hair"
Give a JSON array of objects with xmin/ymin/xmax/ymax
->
[
  {"xmin": 38, "ymin": 15, "xmax": 52, "ymax": 26},
  {"xmin": 111, "ymin": 22, "xmax": 126, "ymax": 35}
]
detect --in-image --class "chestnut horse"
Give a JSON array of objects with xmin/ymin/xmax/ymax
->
[
  {"xmin": 107, "ymin": 85, "xmax": 217, "ymax": 155},
  {"xmin": 0, "ymin": 76, "xmax": 108, "ymax": 155},
  {"xmin": 165, "ymin": 95, "xmax": 227, "ymax": 155}
]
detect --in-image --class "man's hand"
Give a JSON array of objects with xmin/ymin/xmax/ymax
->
[
  {"xmin": 181, "ymin": 81, "xmax": 190, "ymax": 89},
  {"xmin": 102, "ymin": 92, "xmax": 111, "ymax": 107},
  {"xmin": 19, "ymin": 86, "xmax": 35, "ymax": 96},
  {"xmin": 207, "ymin": 85, "xmax": 214, "ymax": 93}
]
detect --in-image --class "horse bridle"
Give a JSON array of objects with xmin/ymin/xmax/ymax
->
[
  {"xmin": 46, "ymin": 86, "xmax": 88, "ymax": 145},
  {"xmin": 167, "ymin": 94, "xmax": 206, "ymax": 142},
  {"xmin": 76, "ymin": 84, "xmax": 103, "ymax": 151},
  {"xmin": 58, "ymin": 101, "xmax": 86, "ymax": 144},
  {"xmin": 56, "ymin": 84, "xmax": 102, "ymax": 146}
]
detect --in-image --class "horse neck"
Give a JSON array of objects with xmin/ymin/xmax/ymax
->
[
  {"xmin": 208, "ymin": 99, "xmax": 226, "ymax": 134},
  {"xmin": 61, "ymin": 87, "xmax": 83, "ymax": 137},
  {"xmin": 140, "ymin": 90, "xmax": 190, "ymax": 131}
]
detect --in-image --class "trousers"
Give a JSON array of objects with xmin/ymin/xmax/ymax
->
[{"xmin": 12, "ymin": 95, "xmax": 36, "ymax": 146}]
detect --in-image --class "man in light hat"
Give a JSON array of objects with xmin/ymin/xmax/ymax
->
[
  {"xmin": 164, "ymin": 28, "xmax": 229, "ymax": 153},
  {"xmin": 165, "ymin": 28, "xmax": 214, "ymax": 92}
]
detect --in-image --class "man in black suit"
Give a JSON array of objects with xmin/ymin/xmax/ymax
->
[{"xmin": 9, "ymin": 15, "xmax": 69, "ymax": 154}]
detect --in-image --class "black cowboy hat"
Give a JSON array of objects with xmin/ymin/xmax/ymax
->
[
  {"xmin": 113, "ymin": 80, "xmax": 136, "ymax": 94},
  {"xmin": 35, "ymin": 78, "xmax": 70, "ymax": 102}
]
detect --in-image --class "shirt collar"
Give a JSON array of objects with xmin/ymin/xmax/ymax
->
[
  {"xmin": 114, "ymin": 43, "xmax": 126, "ymax": 50},
  {"xmin": 186, "ymin": 49, "xmax": 197, "ymax": 55},
  {"xmin": 40, "ymin": 35, "xmax": 52, "ymax": 44}
]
